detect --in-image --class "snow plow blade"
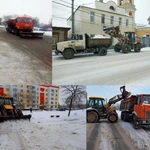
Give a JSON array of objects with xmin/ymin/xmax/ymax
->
[
  {"xmin": 19, "ymin": 32, "xmax": 44, "ymax": 38},
  {"xmin": 0, "ymin": 114, "xmax": 32, "ymax": 122}
]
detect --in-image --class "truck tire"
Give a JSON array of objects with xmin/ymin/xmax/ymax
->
[
  {"xmin": 98, "ymin": 47, "xmax": 107, "ymax": 56},
  {"xmin": 121, "ymin": 112, "xmax": 124, "ymax": 120},
  {"xmin": 107, "ymin": 112, "xmax": 118, "ymax": 123},
  {"xmin": 122, "ymin": 44, "xmax": 130, "ymax": 53},
  {"xmin": 124, "ymin": 113, "xmax": 130, "ymax": 122},
  {"xmin": 87, "ymin": 111, "xmax": 99, "ymax": 123},
  {"xmin": 15, "ymin": 29, "xmax": 20, "ymax": 36},
  {"xmin": 63, "ymin": 48, "xmax": 74, "ymax": 59},
  {"xmin": 132, "ymin": 115, "xmax": 139, "ymax": 129},
  {"xmin": 114, "ymin": 44, "xmax": 121, "ymax": 52},
  {"xmin": 134, "ymin": 44, "xmax": 141, "ymax": 52}
]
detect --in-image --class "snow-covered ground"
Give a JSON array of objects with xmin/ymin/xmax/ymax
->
[
  {"xmin": 0, "ymin": 109, "xmax": 86, "ymax": 150},
  {"xmin": 117, "ymin": 110, "xmax": 150, "ymax": 150},
  {"xmin": 0, "ymin": 25, "xmax": 5, "ymax": 28}
]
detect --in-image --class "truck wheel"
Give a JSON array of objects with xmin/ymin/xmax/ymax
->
[
  {"xmin": 134, "ymin": 44, "xmax": 141, "ymax": 52},
  {"xmin": 87, "ymin": 111, "xmax": 98, "ymax": 123},
  {"xmin": 132, "ymin": 115, "xmax": 139, "ymax": 129},
  {"xmin": 63, "ymin": 48, "xmax": 74, "ymax": 59},
  {"xmin": 15, "ymin": 29, "xmax": 20, "ymax": 36},
  {"xmin": 98, "ymin": 47, "xmax": 107, "ymax": 56},
  {"xmin": 124, "ymin": 113, "xmax": 130, "ymax": 122},
  {"xmin": 122, "ymin": 44, "xmax": 130, "ymax": 53},
  {"xmin": 114, "ymin": 44, "xmax": 121, "ymax": 52},
  {"xmin": 121, "ymin": 112, "xmax": 124, "ymax": 120},
  {"xmin": 6, "ymin": 28, "xmax": 9, "ymax": 33},
  {"xmin": 107, "ymin": 112, "xmax": 118, "ymax": 123}
]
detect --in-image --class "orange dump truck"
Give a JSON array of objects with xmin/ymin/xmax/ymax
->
[
  {"xmin": 6, "ymin": 16, "xmax": 43, "ymax": 37},
  {"xmin": 120, "ymin": 94, "xmax": 150, "ymax": 129}
]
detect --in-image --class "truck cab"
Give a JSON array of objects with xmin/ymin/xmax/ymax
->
[{"xmin": 120, "ymin": 94, "xmax": 150, "ymax": 128}]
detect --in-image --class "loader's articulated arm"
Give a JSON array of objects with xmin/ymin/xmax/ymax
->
[
  {"xmin": 108, "ymin": 86, "xmax": 131, "ymax": 106},
  {"xmin": 103, "ymin": 26, "xmax": 126, "ymax": 40}
]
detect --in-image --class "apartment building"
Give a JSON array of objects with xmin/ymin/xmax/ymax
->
[
  {"xmin": 0, "ymin": 85, "xmax": 59, "ymax": 110},
  {"xmin": 68, "ymin": 0, "xmax": 136, "ymax": 42}
]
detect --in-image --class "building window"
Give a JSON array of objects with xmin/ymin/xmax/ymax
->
[
  {"xmin": 51, "ymin": 102, "xmax": 53, "ymax": 104},
  {"xmin": 126, "ymin": 19, "xmax": 129, "ymax": 26},
  {"xmin": 51, "ymin": 98, "xmax": 53, "ymax": 100},
  {"xmin": 90, "ymin": 11, "xmax": 95, "ymax": 23},
  {"xmin": 109, "ymin": 6, "xmax": 115, "ymax": 11},
  {"xmin": 101, "ymin": 14, "xmax": 105, "ymax": 24},
  {"xmin": 119, "ymin": 17, "xmax": 122, "ymax": 26},
  {"xmin": 110, "ymin": 16, "xmax": 114, "ymax": 25}
]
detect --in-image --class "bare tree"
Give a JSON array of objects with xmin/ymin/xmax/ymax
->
[
  {"xmin": 3, "ymin": 14, "xmax": 18, "ymax": 21},
  {"xmin": 61, "ymin": 85, "xmax": 86, "ymax": 116}
]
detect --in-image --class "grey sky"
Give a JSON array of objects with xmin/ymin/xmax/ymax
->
[
  {"xmin": 0, "ymin": 0, "xmax": 52, "ymax": 24},
  {"xmin": 53, "ymin": 0, "xmax": 150, "ymax": 26}
]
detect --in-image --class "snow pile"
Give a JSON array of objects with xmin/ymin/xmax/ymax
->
[
  {"xmin": 141, "ymin": 47, "xmax": 150, "ymax": 51},
  {"xmin": 92, "ymin": 34, "xmax": 110, "ymax": 39},
  {"xmin": 0, "ymin": 110, "xmax": 86, "ymax": 150},
  {"xmin": 117, "ymin": 111, "xmax": 150, "ymax": 150},
  {"xmin": 44, "ymin": 31, "xmax": 52, "ymax": 36}
]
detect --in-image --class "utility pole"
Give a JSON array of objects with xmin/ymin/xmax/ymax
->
[{"xmin": 71, "ymin": 0, "xmax": 75, "ymax": 39}]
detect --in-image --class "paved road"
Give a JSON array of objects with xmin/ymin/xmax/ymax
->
[
  {"xmin": 0, "ymin": 28, "xmax": 51, "ymax": 84},
  {"xmin": 52, "ymin": 48, "xmax": 150, "ymax": 85},
  {"xmin": 87, "ymin": 122, "xmax": 139, "ymax": 150}
]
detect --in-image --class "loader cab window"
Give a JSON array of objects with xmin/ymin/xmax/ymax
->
[
  {"xmin": 143, "ymin": 95, "xmax": 150, "ymax": 104},
  {"xmin": 0, "ymin": 97, "xmax": 13, "ymax": 105},
  {"xmin": 88, "ymin": 98, "xmax": 105, "ymax": 108}
]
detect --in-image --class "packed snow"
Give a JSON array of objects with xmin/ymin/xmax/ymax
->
[
  {"xmin": 0, "ymin": 109, "xmax": 86, "ymax": 150},
  {"xmin": 117, "ymin": 111, "xmax": 150, "ymax": 150},
  {"xmin": 92, "ymin": 35, "xmax": 110, "ymax": 39}
]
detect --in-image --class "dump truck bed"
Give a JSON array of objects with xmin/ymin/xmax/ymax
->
[{"xmin": 87, "ymin": 38, "xmax": 112, "ymax": 48}]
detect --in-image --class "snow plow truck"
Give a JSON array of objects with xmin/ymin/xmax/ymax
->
[
  {"xmin": 6, "ymin": 15, "xmax": 44, "ymax": 37},
  {"xmin": 0, "ymin": 94, "xmax": 31, "ymax": 122}
]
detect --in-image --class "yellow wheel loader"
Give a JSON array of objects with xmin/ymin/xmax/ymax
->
[
  {"xmin": 0, "ymin": 95, "xmax": 31, "ymax": 122},
  {"xmin": 86, "ymin": 86, "xmax": 131, "ymax": 123}
]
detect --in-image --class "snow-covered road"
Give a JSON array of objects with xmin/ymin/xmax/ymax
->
[{"xmin": 53, "ymin": 48, "xmax": 150, "ymax": 85}]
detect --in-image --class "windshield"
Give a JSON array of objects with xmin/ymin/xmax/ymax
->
[
  {"xmin": 88, "ymin": 98, "xmax": 105, "ymax": 108},
  {"xmin": 17, "ymin": 18, "xmax": 32, "ymax": 23},
  {"xmin": 143, "ymin": 95, "xmax": 150, "ymax": 104},
  {"xmin": 0, "ymin": 97, "xmax": 13, "ymax": 105}
]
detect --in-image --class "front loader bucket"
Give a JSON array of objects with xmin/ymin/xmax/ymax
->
[
  {"xmin": 120, "ymin": 86, "xmax": 131, "ymax": 98},
  {"xmin": 0, "ymin": 114, "xmax": 31, "ymax": 122}
]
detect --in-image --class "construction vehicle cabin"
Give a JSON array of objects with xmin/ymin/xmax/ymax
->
[{"xmin": 0, "ymin": 94, "xmax": 31, "ymax": 122}]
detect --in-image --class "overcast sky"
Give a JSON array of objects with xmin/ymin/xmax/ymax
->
[
  {"xmin": 0, "ymin": 0, "xmax": 52, "ymax": 24},
  {"xmin": 53, "ymin": 0, "xmax": 150, "ymax": 26},
  {"xmin": 86, "ymin": 85, "xmax": 150, "ymax": 100}
]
